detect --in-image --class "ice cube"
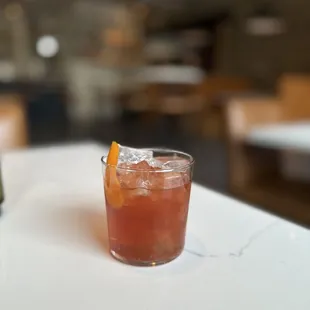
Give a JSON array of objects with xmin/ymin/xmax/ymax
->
[
  {"xmin": 133, "ymin": 160, "xmax": 153, "ymax": 170},
  {"xmin": 162, "ymin": 172, "xmax": 185, "ymax": 189},
  {"xmin": 146, "ymin": 158, "xmax": 163, "ymax": 168},
  {"xmin": 119, "ymin": 146, "xmax": 153, "ymax": 164},
  {"xmin": 117, "ymin": 169, "xmax": 137, "ymax": 188},
  {"xmin": 117, "ymin": 161, "xmax": 154, "ymax": 189},
  {"xmin": 162, "ymin": 159, "xmax": 189, "ymax": 171},
  {"xmin": 126, "ymin": 188, "xmax": 150, "ymax": 199},
  {"xmin": 131, "ymin": 188, "xmax": 150, "ymax": 196}
]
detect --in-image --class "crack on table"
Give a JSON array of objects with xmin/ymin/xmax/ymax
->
[
  {"xmin": 185, "ymin": 221, "xmax": 279, "ymax": 259},
  {"xmin": 184, "ymin": 248, "xmax": 220, "ymax": 258},
  {"xmin": 184, "ymin": 248, "xmax": 206, "ymax": 257},
  {"xmin": 229, "ymin": 221, "xmax": 279, "ymax": 258}
]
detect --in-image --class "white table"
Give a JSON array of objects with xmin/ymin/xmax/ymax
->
[
  {"xmin": 247, "ymin": 122, "xmax": 310, "ymax": 181},
  {"xmin": 0, "ymin": 143, "xmax": 309, "ymax": 309},
  {"xmin": 247, "ymin": 121, "xmax": 310, "ymax": 153}
]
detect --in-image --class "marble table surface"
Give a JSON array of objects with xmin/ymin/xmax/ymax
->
[
  {"xmin": 246, "ymin": 121, "xmax": 310, "ymax": 153},
  {"xmin": 0, "ymin": 143, "xmax": 309, "ymax": 309}
]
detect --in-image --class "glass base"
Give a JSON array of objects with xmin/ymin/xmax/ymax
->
[{"xmin": 110, "ymin": 250, "xmax": 181, "ymax": 267}]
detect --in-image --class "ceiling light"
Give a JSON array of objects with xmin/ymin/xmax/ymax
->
[
  {"xmin": 36, "ymin": 36, "xmax": 59, "ymax": 58},
  {"xmin": 246, "ymin": 4, "xmax": 286, "ymax": 36}
]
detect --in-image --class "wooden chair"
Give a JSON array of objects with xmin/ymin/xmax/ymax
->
[
  {"xmin": 278, "ymin": 74, "xmax": 310, "ymax": 120},
  {"xmin": 0, "ymin": 95, "xmax": 28, "ymax": 151},
  {"xmin": 198, "ymin": 76, "xmax": 253, "ymax": 138},
  {"xmin": 124, "ymin": 66, "xmax": 205, "ymax": 130},
  {"xmin": 200, "ymin": 76, "xmax": 253, "ymax": 104},
  {"xmin": 151, "ymin": 83, "xmax": 204, "ymax": 115}
]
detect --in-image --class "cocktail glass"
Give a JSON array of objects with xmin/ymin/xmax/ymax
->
[{"xmin": 101, "ymin": 147, "xmax": 194, "ymax": 266}]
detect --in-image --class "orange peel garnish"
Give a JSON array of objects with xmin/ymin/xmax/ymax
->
[
  {"xmin": 105, "ymin": 141, "xmax": 124, "ymax": 208},
  {"xmin": 107, "ymin": 141, "xmax": 119, "ymax": 167}
]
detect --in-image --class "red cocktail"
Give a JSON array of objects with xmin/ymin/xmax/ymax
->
[{"xmin": 102, "ymin": 144, "xmax": 194, "ymax": 266}]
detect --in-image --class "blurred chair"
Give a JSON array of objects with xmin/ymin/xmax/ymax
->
[
  {"xmin": 225, "ymin": 75, "xmax": 310, "ymax": 225},
  {"xmin": 226, "ymin": 97, "xmax": 282, "ymax": 189},
  {"xmin": 124, "ymin": 84, "xmax": 157, "ymax": 112},
  {"xmin": 0, "ymin": 95, "xmax": 28, "ymax": 151},
  {"xmin": 124, "ymin": 65, "xmax": 205, "ymax": 128},
  {"xmin": 152, "ymin": 82, "xmax": 205, "ymax": 115},
  {"xmin": 201, "ymin": 76, "xmax": 253, "ymax": 104},
  {"xmin": 226, "ymin": 97, "xmax": 282, "ymax": 142},
  {"xmin": 192, "ymin": 75, "xmax": 253, "ymax": 138},
  {"xmin": 278, "ymin": 74, "xmax": 310, "ymax": 120}
]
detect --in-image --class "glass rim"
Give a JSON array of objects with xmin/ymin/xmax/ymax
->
[{"xmin": 101, "ymin": 147, "xmax": 195, "ymax": 173}]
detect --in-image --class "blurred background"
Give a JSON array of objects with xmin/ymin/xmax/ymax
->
[{"xmin": 0, "ymin": 0, "xmax": 309, "ymax": 226}]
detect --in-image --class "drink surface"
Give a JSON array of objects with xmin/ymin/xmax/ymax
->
[{"xmin": 105, "ymin": 158, "xmax": 192, "ymax": 265}]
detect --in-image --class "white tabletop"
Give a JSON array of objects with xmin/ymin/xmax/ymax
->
[
  {"xmin": 247, "ymin": 121, "xmax": 310, "ymax": 153},
  {"xmin": 0, "ymin": 143, "xmax": 309, "ymax": 309}
]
